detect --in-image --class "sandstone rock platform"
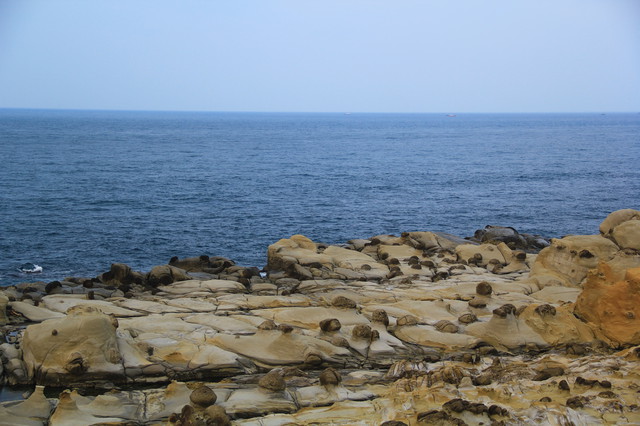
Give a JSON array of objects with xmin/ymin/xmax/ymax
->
[{"xmin": 0, "ymin": 209, "xmax": 639, "ymax": 425}]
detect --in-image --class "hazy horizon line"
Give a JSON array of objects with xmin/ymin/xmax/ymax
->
[{"xmin": 1, "ymin": 107, "xmax": 639, "ymax": 115}]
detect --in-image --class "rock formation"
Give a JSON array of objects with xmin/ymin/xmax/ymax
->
[{"xmin": 0, "ymin": 209, "xmax": 639, "ymax": 424}]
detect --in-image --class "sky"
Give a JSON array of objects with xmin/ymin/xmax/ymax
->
[{"xmin": 0, "ymin": 0, "xmax": 639, "ymax": 113}]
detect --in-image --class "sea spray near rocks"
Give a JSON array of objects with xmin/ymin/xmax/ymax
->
[{"xmin": 0, "ymin": 209, "xmax": 638, "ymax": 424}]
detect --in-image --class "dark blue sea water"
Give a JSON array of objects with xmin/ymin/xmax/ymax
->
[{"xmin": 1, "ymin": 110, "xmax": 638, "ymax": 285}]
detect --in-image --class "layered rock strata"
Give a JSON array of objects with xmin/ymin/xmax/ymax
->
[{"xmin": 0, "ymin": 209, "xmax": 638, "ymax": 425}]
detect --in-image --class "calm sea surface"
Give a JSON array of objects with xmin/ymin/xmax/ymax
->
[{"xmin": 1, "ymin": 110, "xmax": 638, "ymax": 285}]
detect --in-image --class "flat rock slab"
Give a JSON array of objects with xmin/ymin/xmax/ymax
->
[
  {"xmin": 183, "ymin": 314, "xmax": 258, "ymax": 335},
  {"xmin": 158, "ymin": 279, "xmax": 246, "ymax": 295},
  {"xmin": 394, "ymin": 325, "xmax": 479, "ymax": 349},
  {"xmin": 118, "ymin": 314, "xmax": 202, "ymax": 335},
  {"xmin": 222, "ymin": 388, "xmax": 297, "ymax": 417},
  {"xmin": 9, "ymin": 301, "xmax": 65, "ymax": 322},
  {"xmin": 529, "ymin": 286, "xmax": 582, "ymax": 304},
  {"xmin": 253, "ymin": 307, "xmax": 369, "ymax": 329},
  {"xmin": 293, "ymin": 385, "xmax": 377, "ymax": 408},
  {"xmin": 162, "ymin": 297, "xmax": 219, "ymax": 312},
  {"xmin": 211, "ymin": 330, "xmax": 351, "ymax": 366},
  {"xmin": 41, "ymin": 296, "xmax": 143, "ymax": 317},
  {"xmin": 114, "ymin": 299, "xmax": 191, "ymax": 314},
  {"xmin": 235, "ymin": 295, "xmax": 313, "ymax": 309}
]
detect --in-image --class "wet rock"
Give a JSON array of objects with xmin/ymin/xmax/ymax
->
[
  {"xmin": 99, "ymin": 263, "xmax": 144, "ymax": 287},
  {"xmin": 146, "ymin": 265, "xmax": 192, "ymax": 287},
  {"xmin": 45, "ymin": 281, "xmax": 62, "ymax": 295}
]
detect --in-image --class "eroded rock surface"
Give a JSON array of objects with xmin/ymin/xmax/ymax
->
[{"xmin": 1, "ymin": 209, "xmax": 639, "ymax": 424}]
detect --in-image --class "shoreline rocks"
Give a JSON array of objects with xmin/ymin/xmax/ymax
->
[{"xmin": 0, "ymin": 209, "xmax": 639, "ymax": 424}]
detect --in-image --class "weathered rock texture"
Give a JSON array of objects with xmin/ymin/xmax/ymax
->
[
  {"xmin": 1, "ymin": 209, "xmax": 639, "ymax": 425},
  {"xmin": 575, "ymin": 263, "xmax": 640, "ymax": 346}
]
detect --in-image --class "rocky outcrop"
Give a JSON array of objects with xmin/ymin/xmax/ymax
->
[
  {"xmin": 599, "ymin": 208, "xmax": 640, "ymax": 237},
  {"xmin": 169, "ymin": 255, "xmax": 236, "ymax": 274},
  {"xmin": 146, "ymin": 264, "xmax": 192, "ymax": 287},
  {"xmin": 529, "ymin": 235, "xmax": 618, "ymax": 287},
  {"xmin": 471, "ymin": 225, "xmax": 550, "ymax": 251},
  {"xmin": 2, "ymin": 210, "xmax": 640, "ymax": 424},
  {"xmin": 21, "ymin": 306, "xmax": 122, "ymax": 385},
  {"xmin": 574, "ymin": 263, "xmax": 640, "ymax": 346}
]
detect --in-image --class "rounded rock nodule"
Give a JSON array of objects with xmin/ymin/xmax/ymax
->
[
  {"xmin": 332, "ymin": 296, "xmax": 357, "ymax": 309},
  {"xmin": 476, "ymin": 281, "xmax": 493, "ymax": 296},
  {"xmin": 189, "ymin": 385, "xmax": 217, "ymax": 408},
  {"xmin": 319, "ymin": 367, "xmax": 342, "ymax": 386},
  {"xmin": 319, "ymin": 318, "xmax": 342, "ymax": 332},
  {"xmin": 352, "ymin": 324, "xmax": 373, "ymax": 339},
  {"xmin": 258, "ymin": 370, "xmax": 286, "ymax": 392},
  {"xmin": 458, "ymin": 313, "xmax": 478, "ymax": 324},
  {"xmin": 372, "ymin": 309, "xmax": 390, "ymax": 326}
]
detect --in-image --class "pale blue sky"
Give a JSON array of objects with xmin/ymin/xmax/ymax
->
[{"xmin": 0, "ymin": 0, "xmax": 639, "ymax": 112}]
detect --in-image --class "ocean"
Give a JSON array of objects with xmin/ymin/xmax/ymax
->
[{"xmin": 1, "ymin": 110, "xmax": 638, "ymax": 286}]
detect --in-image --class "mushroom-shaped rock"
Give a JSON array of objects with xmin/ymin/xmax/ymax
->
[
  {"xmin": 319, "ymin": 318, "xmax": 342, "ymax": 332},
  {"xmin": 435, "ymin": 320, "xmax": 459, "ymax": 334},
  {"xmin": 146, "ymin": 265, "xmax": 192, "ymax": 287},
  {"xmin": 258, "ymin": 319, "xmax": 277, "ymax": 330},
  {"xmin": 371, "ymin": 309, "xmax": 390, "ymax": 326},
  {"xmin": 476, "ymin": 281, "xmax": 493, "ymax": 296},
  {"xmin": 332, "ymin": 295, "xmax": 357, "ymax": 309},
  {"xmin": 319, "ymin": 367, "xmax": 342, "ymax": 387},
  {"xmin": 259, "ymin": 369, "xmax": 286, "ymax": 392},
  {"xmin": 396, "ymin": 315, "xmax": 419, "ymax": 326},
  {"xmin": 492, "ymin": 304, "xmax": 517, "ymax": 318},
  {"xmin": 205, "ymin": 405, "xmax": 231, "ymax": 426},
  {"xmin": 352, "ymin": 324, "xmax": 372, "ymax": 339},
  {"xmin": 458, "ymin": 313, "xmax": 478, "ymax": 324},
  {"xmin": 468, "ymin": 298, "xmax": 487, "ymax": 309},
  {"xmin": 189, "ymin": 385, "xmax": 217, "ymax": 408}
]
